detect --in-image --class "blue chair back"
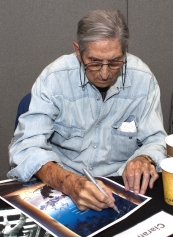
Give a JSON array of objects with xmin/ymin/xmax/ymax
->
[{"xmin": 14, "ymin": 93, "xmax": 31, "ymax": 130}]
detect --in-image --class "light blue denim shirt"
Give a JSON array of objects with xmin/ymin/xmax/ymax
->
[{"xmin": 7, "ymin": 53, "xmax": 167, "ymax": 182}]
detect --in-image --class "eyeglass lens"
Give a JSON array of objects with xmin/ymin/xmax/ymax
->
[{"xmin": 85, "ymin": 61, "xmax": 124, "ymax": 71}]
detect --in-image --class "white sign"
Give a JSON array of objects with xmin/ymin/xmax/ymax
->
[{"xmin": 114, "ymin": 211, "xmax": 173, "ymax": 237}]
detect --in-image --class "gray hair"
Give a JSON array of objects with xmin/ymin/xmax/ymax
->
[{"xmin": 77, "ymin": 9, "xmax": 129, "ymax": 55}]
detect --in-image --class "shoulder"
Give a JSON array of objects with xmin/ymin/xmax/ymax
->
[
  {"xmin": 125, "ymin": 53, "xmax": 159, "ymax": 94},
  {"xmin": 126, "ymin": 53, "xmax": 152, "ymax": 75},
  {"xmin": 40, "ymin": 53, "xmax": 80, "ymax": 80}
]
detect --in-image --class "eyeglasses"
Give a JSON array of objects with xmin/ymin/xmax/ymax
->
[{"xmin": 84, "ymin": 60, "xmax": 125, "ymax": 71}]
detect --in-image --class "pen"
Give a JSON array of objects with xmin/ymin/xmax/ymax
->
[{"xmin": 83, "ymin": 168, "xmax": 120, "ymax": 213}]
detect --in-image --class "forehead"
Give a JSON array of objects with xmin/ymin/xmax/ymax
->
[{"xmin": 83, "ymin": 39, "xmax": 123, "ymax": 60}]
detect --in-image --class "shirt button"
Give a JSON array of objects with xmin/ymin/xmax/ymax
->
[
  {"xmin": 89, "ymin": 167, "xmax": 93, "ymax": 171},
  {"xmin": 97, "ymin": 98, "xmax": 100, "ymax": 101},
  {"xmin": 93, "ymin": 145, "xmax": 97, "ymax": 149}
]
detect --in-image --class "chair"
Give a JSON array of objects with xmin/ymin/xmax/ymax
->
[{"xmin": 14, "ymin": 93, "xmax": 31, "ymax": 130}]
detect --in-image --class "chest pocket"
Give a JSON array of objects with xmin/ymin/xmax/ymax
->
[
  {"xmin": 110, "ymin": 116, "xmax": 138, "ymax": 162},
  {"xmin": 52, "ymin": 122, "xmax": 85, "ymax": 160}
]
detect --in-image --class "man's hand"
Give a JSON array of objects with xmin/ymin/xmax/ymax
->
[
  {"xmin": 122, "ymin": 156, "xmax": 159, "ymax": 195},
  {"xmin": 69, "ymin": 176, "xmax": 115, "ymax": 211},
  {"xmin": 36, "ymin": 162, "xmax": 115, "ymax": 211}
]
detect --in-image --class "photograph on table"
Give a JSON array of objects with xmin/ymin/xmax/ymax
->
[{"xmin": 0, "ymin": 177, "xmax": 151, "ymax": 237}]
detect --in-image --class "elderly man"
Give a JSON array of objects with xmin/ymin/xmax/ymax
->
[{"xmin": 8, "ymin": 9, "xmax": 167, "ymax": 211}]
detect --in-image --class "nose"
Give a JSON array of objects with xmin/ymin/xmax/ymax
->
[{"xmin": 100, "ymin": 64, "xmax": 109, "ymax": 80}]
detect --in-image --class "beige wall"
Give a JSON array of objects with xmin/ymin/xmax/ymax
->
[{"xmin": 0, "ymin": 0, "xmax": 173, "ymax": 180}]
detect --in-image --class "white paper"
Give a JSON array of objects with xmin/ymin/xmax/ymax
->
[
  {"xmin": 117, "ymin": 121, "xmax": 137, "ymax": 132},
  {"xmin": 114, "ymin": 211, "xmax": 173, "ymax": 237}
]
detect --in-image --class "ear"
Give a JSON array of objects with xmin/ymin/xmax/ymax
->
[{"xmin": 73, "ymin": 42, "xmax": 82, "ymax": 62}]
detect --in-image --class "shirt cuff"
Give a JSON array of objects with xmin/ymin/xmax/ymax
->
[{"xmin": 7, "ymin": 151, "xmax": 63, "ymax": 182}]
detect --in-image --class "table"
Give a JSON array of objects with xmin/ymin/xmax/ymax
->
[
  {"xmin": 0, "ymin": 173, "xmax": 173, "ymax": 237},
  {"xmin": 94, "ymin": 173, "xmax": 173, "ymax": 237}
]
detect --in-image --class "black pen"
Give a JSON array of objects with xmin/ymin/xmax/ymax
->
[{"xmin": 83, "ymin": 168, "xmax": 120, "ymax": 213}]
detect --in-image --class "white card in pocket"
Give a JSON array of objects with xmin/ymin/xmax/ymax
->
[{"xmin": 117, "ymin": 120, "xmax": 137, "ymax": 133}]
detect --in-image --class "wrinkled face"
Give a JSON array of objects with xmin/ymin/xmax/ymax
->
[{"xmin": 73, "ymin": 39, "xmax": 124, "ymax": 88}]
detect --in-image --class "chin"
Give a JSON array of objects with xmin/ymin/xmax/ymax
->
[
  {"xmin": 96, "ymin": 83, "xmax": 111, "ymax": 88},
  {"xmin": 89, "ymin": 78, "xmax": 113, "ymax": 88},
  {"xmin": 100, "ymin": 85, "xmax": 109, "ymax": 88}
]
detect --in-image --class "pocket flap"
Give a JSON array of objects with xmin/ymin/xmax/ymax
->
[{"xmin": 54, "ymin": 122, "xmax": 85, "ymax": 139}]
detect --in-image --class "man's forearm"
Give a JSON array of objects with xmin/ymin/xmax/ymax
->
[
  {"xmin": 36, "ymin": 161, "xmax": 115, "ymax": 211},
  {"xmin": 35, "ymin": 161, "xmax": 86, "ymax": 196}
]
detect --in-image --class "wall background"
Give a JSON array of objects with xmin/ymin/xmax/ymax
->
[{"xmin": 0, "ymin": 0, "xmax": 173, "ymax": 180}]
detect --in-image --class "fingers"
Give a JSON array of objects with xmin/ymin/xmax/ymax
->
[
  {"xmin": 97, "ymin": 180, "xmax": 116, "ymax": 207},
  {"xmin": 122, "ymin": 173, "xmax": 130, "ymax": 191},
  {"xmin": 122, "ymin": 156, "xmax": 158, "ymax": 195},
  {"xmin": 72, "ymin": 179, "xmax": 115, "ymax": 211},
  {"xmin": 123, "ymin": 168, "xmax": 144, "ymax": 194},
  {"xmin": 149, "ymin": 171, "xmax": 159, "ymax": 189},
  {"xmin": 138, "ymin": 171, "xmax": 150, "ymax": 194},
  {"xmin": 75, "ymin": 188, "xmax": 106, "ymax": 211},
  {"xmin": 139, "ymin": 168, "xmax": 158, "ymax": 194}
]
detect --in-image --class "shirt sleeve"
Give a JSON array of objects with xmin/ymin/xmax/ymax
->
[
  {"xmin": 117, "ymin": 78, "xmax": 167, "ymax": 175},
  {"xmin": 7, "ymin": 77, "xmax": 63, "ymax": 182}
]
